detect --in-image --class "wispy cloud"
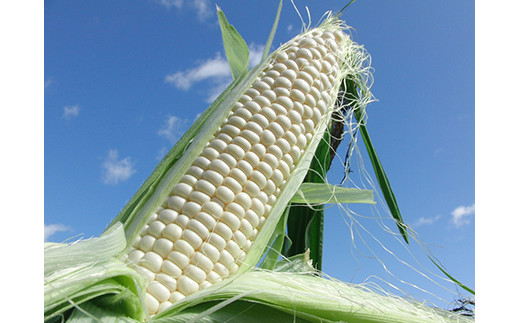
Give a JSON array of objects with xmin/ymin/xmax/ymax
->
[
  {"xmin": 45, "ymin": 78, "xmax": 53, "ymax": 89},
  {"xmin": 192, "ymin": 0, "xmax": 211, "ymax": 20},
  {"xmin": 165, "ymin": 53, "xmax": 230, "ymax": 92},
  {"xmin": 451, "ymin": 204, "xmax": 475, "ymax": 228},
  {"xmin": 44, "ymin": 223, "xmax": 71, "ymax": 241},
  {"xmin": 158, "ymin": 0, "xmax": 183, "ymax": 9},
  {"xmin": 101, "ymin": 149, "xmax": 136, "ymax": 185},
  {"xmin": 158, "ymin": 115, "xmax": 190, "ymax": 143},
  {"xmin": 165, "ymin": 44, "xmax": 264, "ymax": 103},
  {"xmin": 413, "ymin": 214, "xmax": 441, "ymax": 228},
  {"xmin": 62, "ymin": 105, "xmax": 80, "ymax": 119},
  {"xmin": 157, "ymin": 0, "xmax": 211, "ymax": 21}
]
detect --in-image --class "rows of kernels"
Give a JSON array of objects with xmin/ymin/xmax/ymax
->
[{"xmin": 127, "ymin": 28, "xmax": 346, "ymax": 315}]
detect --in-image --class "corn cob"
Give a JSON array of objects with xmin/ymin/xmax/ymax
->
[{"xmin": 127, "ymin": 23, "xmax": 350, "ymax": 315}]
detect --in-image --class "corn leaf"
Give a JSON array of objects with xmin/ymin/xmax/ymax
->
[
  {"xmin": 153, "ymin": 271, "xmax": 473, "ymax": 323},
  {"xmin": 428, "ymin": 256, "xmax": 475, "ymax": 295},
  {"xmin": 258, "ymin": 206, "xmax": 290, "ymax": 270},
  {"xmin": 284, "ymin": 132, "xmax": 331, "ymax": 271},
  {"xmin": 217, "ymin": 5, "xmax": 249, "ymax": 80},
  {"xmin": 291, "ymin": 183, "xmax": 375, "ymax": 204},
  {"xmin": 44, "ymin": 223, "xmax": 146, "ymax": 322},
  {"xmin": 261, "ymin": 0, "xmax": 283, "ymax": 62},
  {"xmin": 344, "ymin": 78, "xmax": 410, "ymax": 244},
  {"xmin": 272, "ymin": 251, "xmax": 315, "ymax": 273}
]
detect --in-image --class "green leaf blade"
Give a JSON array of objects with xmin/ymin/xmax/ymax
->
[
  {"xmin": 262, "ymin": 0, "xmax": 283, "ymax": 62},
  {"xmin": 217, "ymin": 6, "xmax": 249, "ymax": 80}
]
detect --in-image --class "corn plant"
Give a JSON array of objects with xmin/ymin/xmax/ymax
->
[{"xmin": 44, "ymin": 2, "xmax": 474, "ymax": 322}]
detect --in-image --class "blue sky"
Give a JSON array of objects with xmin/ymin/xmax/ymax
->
[{"xmin": 43, "ymin": 0, "xmax": 475, "ymax": 313}]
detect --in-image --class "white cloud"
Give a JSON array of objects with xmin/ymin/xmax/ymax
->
[
  {"xmin": 192, "ymin": 0, "xmax": 211, "ymax": 20},
  {"xmin": 158, "ymin": 115, "xmax": 189, "ymax": 143},
  {"xmin": 158, "ymin": 0, "xmax": 183, "ymax": 9},
  {"xmin": 62, "ymin": 105, "xmax": 80, "ymax": 119},
  {"xmin": 165, "ymin": 44, "xmax": 265, "ymax": 103},
  {"xmin": 44, "ymin": 223, "xmax": 71, "ymax": 241},
  {"xmin": 414, "ymin": 214, "xmax": 441, "ymax": 227},
  {"xmin": 248, "ymin": 43, "xmax": 264, "ymax": 68},
  {"xmin": 165, "ymin": 53, "xmax": 231, "ymax": 91},
  {"xmin": 101, "ymin": 149, "xmax": 136, "ymax": 185},
  {"xmin": 451, "ymin": 204, "xmax": 475, "ymax": 228},
  {"xmin": 157, "ymin": 0, "xmax": 212, "ymax": 21}
]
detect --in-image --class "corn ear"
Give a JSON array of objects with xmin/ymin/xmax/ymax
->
[{"xmin": 120, "ymin": 14, "xmax": 371, "ymax": 315}]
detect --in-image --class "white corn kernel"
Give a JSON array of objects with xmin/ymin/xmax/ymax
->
[
  {"xmin": 163, "ymin": 223, "xmax": 182, "ymax": 241},
  {"xmin": 256, "ymin": 161, "xmax": 273, "ymax": 178},
  {"xmin": 239, "ymin": 219, "xmax": 254, "ymax": 238},
  {"xmin": 208, "ymin": 232, "xmax": 227, "ymax": 250},
  {"xmin": 148, "ymin": 281, "xmax": 170, "ymax": 302},
  {"xmin": 142, "ymin": 251, "xmax": 163, "ymax": 272},
  {"xmin": 237, "ymin": 160, "xmax": 253, "ymax": 176},
  {"xmin": 225, "ymin": 240, "xmax": 242, "ymax": 258},
  {"xmin": 201, "ymin": 242, "xmax": 220, "ymax": 262},
  {"xmin": 181, "ymin": 201, "xmax": 202, "ymax": 217},
  {"xmin": 225, "ymin": 202, "xmax": 245, "ymax": 218},
  {"xmin": 158, "ymin": 209, "xmax": 178, "ymax": 224},
  {"xmin": 156, "ymin": 273, "xmax": 177, "ymax": 292},
  {"xmin": 168, "ymin": 251, "xmax": 191, "ymax": 269},
  {"xmin": 214, "ymin": 222, "xmax": 233, "ymax": 241},
  {"xmin": 192, "ymin": 251, "xmax": 214, "ymax": 273},
  {"xmin": 173, "ymin": 240, "xmax": 195, "ymax": 257},
  {"xmin": 128, "ymin": 249, "xmax": 145, "ymax": 263},
  {"xmin": 245, "ymin": 120, "xmax": 264, "ymax": 135},
  {"xmin": 153, "ymin": 238, "xmax": 174, "ymax": 258},
  {"xmin": 189, "ymin": 191, "xmax": 211, "ymax": 205},
  {"xmin": 235, "ymin": 192, "xmax": 252, "ymax": 209},
  {"xmin": 169, "ymin": 292, "xmax": 185, "ymax": 303},
  {"xmin": 253, "ymin": 95, "xmax": 272, "ymax": 108},
  {"xmin": 187, "ymin": 219, "xmax": 210, "ymax": 239},
  {"xmin": 201, "ymin": 201, "xmax": 223, "ymax": 218},
  {"xmin": 251, "ymin": 143, "xmax": 266, "ymax": 158},
  {"xmin": 233, "ymin": 230, "xmax": 248, "ymax": 249},
  {"xmin": 139, "ymin": 235, "xmax": 156, "ymax": 252},
  {"xmin": 167, "ymin": 196, "xmax": 186, "ymax": 212},
  {"xmin": 251, "ymin": 113, "xmax": 269, "ymax": 128},
  {"xmin": 161, "ymin": 260, "xmax": 182, "ymax": 278},
  {"xmin": 184, "ymin": 264, "xmax": 207, "ymax": 284},
  {"xmin": 183, "ymin": 229, "xmax": 203, "ymax": 249},
  {"xmin": 158, "ymin": 301, "xmax": 173, "ymax": 314},
  {"xmin": 203, "ymin": 169, "xmax": 224, "ymax": 187},
  {"xmin": 218, "ymin": 250, "xmax": 236, "ymax": 270},
  {"xmin": 229, "ymin": 168, "xmax": 248, "ymax": 185},
  {"xmin": 221, "ymin": 211, "xmax": 241, "ymax": 231},
  {"xmin": 145, "ymin": 293, "xmax": 160, "ymax": 315},
  {"xmin": 178, "ymin": 275, "xmax": 199, "ymax": 296}
]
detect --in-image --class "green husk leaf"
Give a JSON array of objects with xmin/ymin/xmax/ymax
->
[
  {"xmin": 258, "ymin": 206, "xmax": 290, "ymax": 270},
  {"xmin": 262, "ymin": 0, "xmax": 283, "ymax": 62},
  {"xmin": 67, "ymin": 300, "xmax": 140, "ymax": 323},
  {"xmin": 272, "ymin": 251, "xmax": 315, "ymax": 273},
  {"xmin": 158, "ymin": 298, "xmax": 311, "ymax": 323},
  {"xmin": 153, "ymin": 270, "xmax": 473, "ymax": 323},
  {"xmin": 44, "ymin": 223, "xmax": 146, "ymax": 322},
  {"xmin": 284, "ymin": 131, "xmax": 330, "ymax": 270},
  {"xmin": 428, "ymin": 256, "xmax": 475, "ymax": 295},
  {"xmin": 358, "ymin": 121, "xmax": 409, "ymax": 243},
  {"xmin": 291, "ymin": 183, "xmax": 375, "ymax": 204},
  {"xmin": 217, "ymin": 5, "xmax": 249, "ymax": 80}
]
